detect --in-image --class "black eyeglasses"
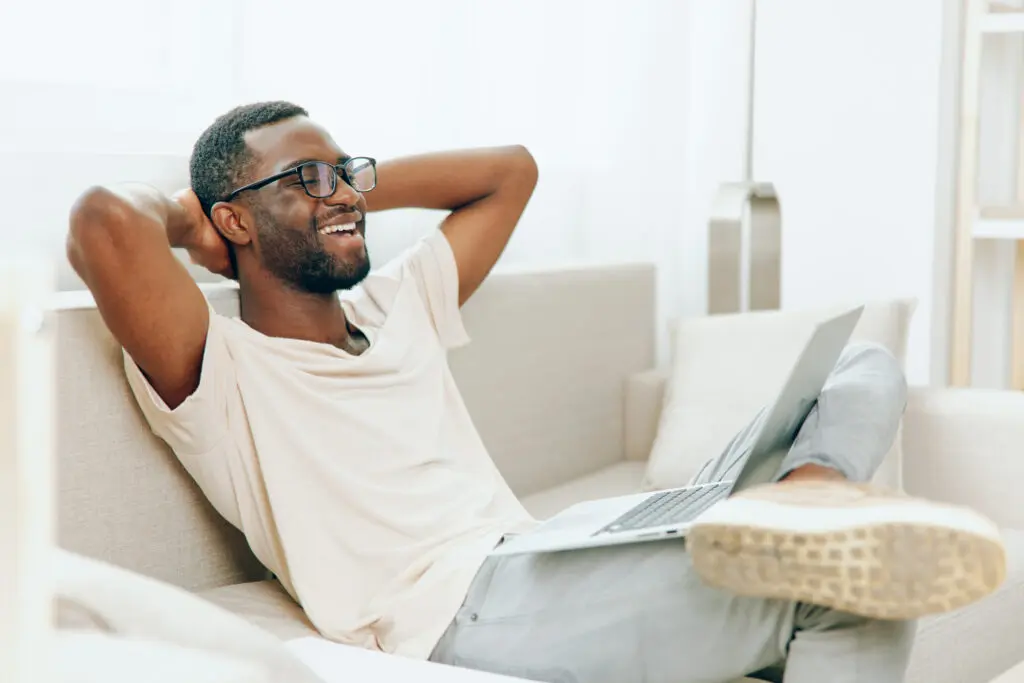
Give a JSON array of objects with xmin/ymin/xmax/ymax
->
[{"xmin": 224, "ymin": 157, "xmax": 377, "ymax": 201}]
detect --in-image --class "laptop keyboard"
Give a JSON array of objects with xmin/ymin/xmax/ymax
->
[{"xmin": 594, "ymin": 483, "xmax": 731, "ymax": 535}]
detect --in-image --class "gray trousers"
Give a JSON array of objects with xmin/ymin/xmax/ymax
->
[{"xmin": 430, "ymin": 343, "xmax": 916, "ymax": 683}]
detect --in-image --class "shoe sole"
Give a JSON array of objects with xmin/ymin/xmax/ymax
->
[{"xmin": 687, "ymin": 500, "xmax": 1007, "ymax": 620}]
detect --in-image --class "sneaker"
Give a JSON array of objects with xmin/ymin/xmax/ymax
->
[{"xmin": 686, "ymin": 480, "xmax": 1006, "ymax": 620}]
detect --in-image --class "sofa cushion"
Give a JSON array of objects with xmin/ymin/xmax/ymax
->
[
  {"xmin": 991, "ymin": 659, "xmax": 1024, "ymax": 683},
  {"xmin": 199, "ymin": 580, "xmax": 319, "ymax": 641},
  {"xmin": 519, "ymin": 461, "xmax": 647, "ymax": 519},
  {"xmin": 904, "ymin": 527, "xmax": 1024, "ymax": 683},
  {"xmin": 54, "ymin": 549, "xmax": 321, "ymax": 682},
  {"xmin": 448, "ymin": 264, "xmax": 656, "ymax": 498},
  {"xmin": 644, "ymin": 299, "xmax": 915, "ymax": 492}
]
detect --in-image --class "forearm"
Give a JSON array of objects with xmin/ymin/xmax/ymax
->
[
  {"xmin": 364, "ymin": 146, "xmax": 537, "ymax": 305},
  {"xmin": 69, "ymin": 184, "xmax": 195, "ymax": 252},
  {"xmin": 364, "ymin": 146, "xmax": 535, "ymax": 213},
  {"xmin": 105, "ymin": 184, "xmax": 197, "ymax": 248},
  {"xmin": 65, "ymin": 184, "xmax": 213, "ymax": 410}
]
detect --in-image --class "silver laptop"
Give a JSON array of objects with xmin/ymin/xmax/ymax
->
[{"xmin": 490, "ymin": 305, "xmax": 864, "ymax": 557}]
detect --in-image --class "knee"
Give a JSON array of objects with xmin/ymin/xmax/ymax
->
[{"xmin": 835, "ymin": 342, "xmax": 908, "ymax": 411}]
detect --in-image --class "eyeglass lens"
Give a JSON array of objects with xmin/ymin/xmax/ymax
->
[{"xmin": 299, "ymin": 159, "xmax": 376, "ymax": 197}]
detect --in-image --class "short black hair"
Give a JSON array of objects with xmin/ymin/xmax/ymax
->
[{"xmin": 190, "ymin": 100, "xmax": 309, "ymax": 216}]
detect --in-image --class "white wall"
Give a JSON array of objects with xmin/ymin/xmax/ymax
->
[
  {"xmin": 750, "ymin": 0, "xmax": 948, "ymax": 385},
  {"xmin": 0, "ymin": 0, "xmax": 237, "ymax": 285}
]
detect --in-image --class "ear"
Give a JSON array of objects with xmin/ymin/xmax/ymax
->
[{"xmin": 210, "ymin": 202, "xmax": 252, "ymax": 248}]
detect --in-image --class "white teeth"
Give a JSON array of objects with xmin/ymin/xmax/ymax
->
[{"xmin": 319, "ymin": 222, "xmax": 357, "ymax": 235}]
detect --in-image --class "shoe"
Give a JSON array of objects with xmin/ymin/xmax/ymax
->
[{"xmin": 686, "ymin": 480, "xmax": 1006, "ymax": 620}]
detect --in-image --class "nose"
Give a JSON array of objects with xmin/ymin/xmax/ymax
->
[{"xmin": 323, "ymin": 175, "xmax": 362, "ymax": 208}]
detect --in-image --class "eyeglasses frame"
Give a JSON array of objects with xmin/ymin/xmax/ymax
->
[{"xmin": 223, "ymin": 157, "xmax": 377, "ymax": 202}]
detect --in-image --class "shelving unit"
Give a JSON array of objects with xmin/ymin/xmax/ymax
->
[
  {"xmin": 974, "ymin": 206, "xmax": 1024, "ymax": 239},
  {"xmin": 981, "ymin": 2, "xmax": 1024, "ymax": 32},
  {"xmin": 951, "ymin": 0, "xmax": 1024, "ymax": 388}
]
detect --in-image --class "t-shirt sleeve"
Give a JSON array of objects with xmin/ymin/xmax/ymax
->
[
  {"xmin": 403, "ymin": 229, "xmax": 471, "ymax": 350},
  {"xmin": 122, "ymin": 306, "xmax": 234, "ymax": 458}
]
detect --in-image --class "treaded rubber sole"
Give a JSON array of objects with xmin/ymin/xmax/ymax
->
[{"xmin": 687, "ymin": 521, "xmax": 1006, "ymax": 620}]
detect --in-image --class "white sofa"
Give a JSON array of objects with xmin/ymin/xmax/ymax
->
[{"xmin": 53, "ymin": 261, "xmax": 1024, "ymax": 682}]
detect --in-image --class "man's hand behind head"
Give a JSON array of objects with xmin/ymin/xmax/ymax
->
[{"xmin": 172, "ymin": 189, "xmax": 235, "ymax": 280}]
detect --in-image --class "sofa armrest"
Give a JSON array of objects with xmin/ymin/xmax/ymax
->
[
  {"xmin": 624, "ymin": 369, "xmax": 668, "ymax": 461},
  {"xmin": 903, "ymin": 387, "xmax": 1024, "ymax": 529}
]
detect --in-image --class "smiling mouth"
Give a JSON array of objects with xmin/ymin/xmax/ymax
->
[{"xmin": 319, "ymin": 222, "xmax": 358, "ymax": 236}]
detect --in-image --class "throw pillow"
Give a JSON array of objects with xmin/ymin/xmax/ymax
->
[{"xmin": 642, "ymin": 299, "xmax": 916, "ymax": 492}]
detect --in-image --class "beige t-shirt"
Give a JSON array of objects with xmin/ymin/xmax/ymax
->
[{"xmin": 123, "ymin": 230, "xmax": 538, "ymax": 659}]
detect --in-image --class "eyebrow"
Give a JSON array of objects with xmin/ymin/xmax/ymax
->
[{"xmin": 279, "ymin": 155, "xmax": 351, "ymax": 172}]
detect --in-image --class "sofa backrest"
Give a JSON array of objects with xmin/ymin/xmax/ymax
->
[{"xmin": 53, "ymin": 261, "xmax": 656, "ymax": 590}]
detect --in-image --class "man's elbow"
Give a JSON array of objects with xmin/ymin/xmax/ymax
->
[
  {"xmin": 66, "ymin": 187, "xmax": 133, "ymax": 279},
  {"xmin": 505, "ymin": 145, "xmax": 539, "ymax": 191}
]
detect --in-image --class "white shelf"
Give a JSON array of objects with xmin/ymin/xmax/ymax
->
[
  {"xmin": 952, "ymin": 0, "xmax": 1024, "ymax": 388},
  {"xmin": 981, "ymin": 4, "xmax": 1024, "ymax": 33},
  {"xmin": 974, "ymin": 206, "xmax": 1024, "ymax": 239}
]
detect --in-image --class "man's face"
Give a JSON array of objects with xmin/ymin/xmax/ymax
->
[{"xmin": 239, "ymin": 116, "xmax": 370, "ymax": 293}]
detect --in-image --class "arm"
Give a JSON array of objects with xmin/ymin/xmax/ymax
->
[
  {"xmin": 66, "ymin": 186, "xmax": 229, "ymax": 409},
  {"xmin": 364, "ymin": 146, "xmax": 538, "ymax": 305}
]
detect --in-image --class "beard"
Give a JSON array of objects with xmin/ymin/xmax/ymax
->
[{"xmin": 252, "ymin": 205, "xmax": 371, "ymax": 294}]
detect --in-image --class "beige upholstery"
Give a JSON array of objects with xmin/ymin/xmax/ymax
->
[
  {"xmin": 901, "ymin": 387, "xmax": 1024, "ymax": 529},
  {"xmin": 199, "ymin": 581, "xmax": 318, "ymax": 642},
  {"xmin": 448, "ymin": 263, "xmax": 656, "ymax": 496},
  {"xmin": 992, "ymin": 659, "xmax": 1024, "ymax": 683},
  {"xmin": 52, "ymin": 262, "xmax": 1024, "ymax": 683},
  {"xmin": 55, "ymin": 287, "xmax": 263, "ymax": 591},
  {"xmin": 520, "ymin": 461, "xmax": 647, "ymax": 520},
  {"xmin": 624, "ymin": 369, "xmax": 667, "ymax": 461},
  {"xmin": 623, "ymin": 369, "xmax": 667, "ymax": 463}
]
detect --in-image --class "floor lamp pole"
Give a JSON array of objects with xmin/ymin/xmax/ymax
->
[{"xmin": 707, "ymin": 0, "xmax": 782, "ymax": 315}]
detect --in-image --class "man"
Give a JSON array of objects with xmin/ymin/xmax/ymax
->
[{"xmin": 67, "ymin": 101, "xmax": 1004, "ymax": 683}]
